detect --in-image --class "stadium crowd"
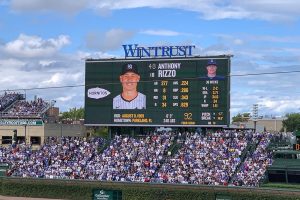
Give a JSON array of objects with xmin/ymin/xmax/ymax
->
[
  {"xmin": 0, "ymin": 92, "xmax": 20, "ymax": 111},
  {"xmin": 5, "ymin": 98, "xmax": 49, "ymax": 117},
  {"xmin": 85, "ymin": 132, "xmax": 173, "ymax": 182},
  {"xmin": 152, "ymin": 131, "xmax": 249, "ymax": 185},
  {"xmin": 0, "ymin": 92, "xmax": 50, "ymax": 117},
  {"xmin": 231, "ymin": 132, "xmax": 273, "ymax": 187},
  {"xmin": 4, "ymin": 137, "xmax": 105, "ymax": 179},
  {"xmin": 0, "ymin": 130, "xmax": 275, "ymax": 187}
]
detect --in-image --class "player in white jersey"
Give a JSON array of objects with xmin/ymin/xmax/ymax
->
[
  {"xmin": 113, "ymin": 92, "xmax": 146, "ymax": 109},
  {"xmin": 113, "ymin": 63, "xmax": 146, "ymax": 109}
]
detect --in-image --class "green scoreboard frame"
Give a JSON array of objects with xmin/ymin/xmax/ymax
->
[{"xmin": 85, "ymin": 55, "xmax": 231, "ymax": 127}]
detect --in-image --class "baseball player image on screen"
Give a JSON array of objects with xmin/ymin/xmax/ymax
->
[
  {"xmin": 202, "ymin": 59, "xmax": 225, "ymax": 80},
  {"xmin": 113, "ymin": 63, "xmax": 146, "ymax": 109}
]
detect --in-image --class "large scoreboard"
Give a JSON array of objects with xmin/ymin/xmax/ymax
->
[{"xmin": 85, "ymin": 56, "xmax": 231, "ymax": 127}]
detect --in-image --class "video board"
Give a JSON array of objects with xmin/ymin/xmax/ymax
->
[{"xmin": 85, "ymin": 56, "xmax": 231, "ymax": 127}]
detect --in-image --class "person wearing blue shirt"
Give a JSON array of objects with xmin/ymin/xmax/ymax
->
[{"xmin": 201, "ymin": 59, "xmax": 225, "ymax": 80}]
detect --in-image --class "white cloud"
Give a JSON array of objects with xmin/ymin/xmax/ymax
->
[
  {"xmin": 214, "ymin": 34, "xmax": 300, "ymax": 52},
  {"xmin": 90, "ymin": 0, "xmax": 247, "ymax": 21},
  {"xmin": 3, "ymin": 1, "xmax": 300, "ymax": 116},
  {"xmin": 7, "ymin": 0, "xmax": 300, "ymax": 22},
  {"xmin": 40, "ymin": 71, "xmax": 83, "ymax": 86},
  {"xmin": 2, "ymin": 34, "xmax": 70, "ymax": 58},
  {"xmin": 233, "ymin": 39, "xmax": 243, "ymax": 45},
  {"xmin": 42, "ymin": 73, "xmax": 63, "ymax": 85},
  {"xmin": 140, "ymin": 29, "xmax": 181, "ymax": 36},
  {"xmin": 90, "ymin": 0, "xmax": 300, "ymax": 22},
  {"xmin": 258, "ymin": 98, "xmax": 300, "ymax": 114},
  {"xmin": 10, "ymin": 0, "xmax": 88, "ymax": 14},
  {"xmin": 247, "ymin": 80, "xmax": 270, "ymax": 86},
  {"xmin": 0, "ymin": 34, "xmax": 85, "ymax": 112},
  {"xmin": 76, "ymin": 50, "xmax": 116, "ymax": 60},
  {"xmin": 229, "ymin": 69, "xmax": 300, "ymax": 118},
  {"xmin": 231, "ymin": 0, "xmax": 300, "ymax": 21},
  {"xmin": 0, "ymin": 58, "xmax": 25, "ymax": 70},
  {"xmin": 85, "ymin": 29, "xmax": 134, "ymax": 51},
  {"xmin": 39, "ymin": 60, "xmax": 55, "ymax": 67},
  {"xmin": 56, "ymin": 95, "xmax": 75, "ymax": 102}
]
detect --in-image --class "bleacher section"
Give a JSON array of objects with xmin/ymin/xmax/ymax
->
[
  {"xmin": 0, "ymin": 131, "xmax": 280, "ymax": 187},
  {"xmin": 0, "ymin": 92, "xmax": 24, "ymax": 112},
  {"xmin": 0, "ymin": 94, "xmax": 50, "ymax": 118},
  {"xmin": 153, "ymin": 131, "xmax": 248, "ymax": 185},
  {"xmin": 231, "ymin": 132, "xmax": 273, "ymax": 186}
]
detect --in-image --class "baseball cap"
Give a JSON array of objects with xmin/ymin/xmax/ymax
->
[
  {"xmin": 121, "ymin": 63, "xmax": 139, "ymax": 75},
  {"xmin": 206, "ymin": 59, "xmax": 217, "ymax": 66}
]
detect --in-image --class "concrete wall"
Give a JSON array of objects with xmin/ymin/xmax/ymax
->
[
  {"xmin": 259, "ymin": 119, "xmax": 283, "ymax": 132},
  {"xmin": 0, "ymin": 123, "xmax": 86, "ymax": 145},
  {"xmin": 248, "ymin": 118, "xmax": 284, "ymax": 132},
  {"xmin": 44, "ymin": 123, "xmax": 86, "ymax": 138},
  {"xmin": 0, "ymin": 125, "xmax": 44, "ymax": 144}
]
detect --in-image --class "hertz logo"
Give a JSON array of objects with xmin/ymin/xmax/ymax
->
[{"xmin": 88, "ymin": 88, "xmax": 110, "ymax": 99}]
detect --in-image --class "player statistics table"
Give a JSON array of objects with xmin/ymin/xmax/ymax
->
[{"xmin": 85, "ymin": 56, "xmax": 231, "ymax": 127}]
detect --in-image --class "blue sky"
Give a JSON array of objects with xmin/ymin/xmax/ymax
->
[{"xmin": 1, "ymin": 0, "xmax": 300, "ymax": 119}]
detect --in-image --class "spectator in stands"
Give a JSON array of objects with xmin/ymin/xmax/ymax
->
[
  {"xmin": 5, "ymin": 98, "xmax": 49, "ymax": 117},
  {"xmin": 0, "ymin": 92, "xmax": 20, "ymax": 111},
  {"xmin": 231, "ymin": 132, "xmax": 274, "ymax": 187},
  {"xmin": 0, "ymin": 130, "xmax": 274, "ymax": 188},
  {"xmin": 153, "ymin": 131, "xmax": 247, "ymax": 185}
]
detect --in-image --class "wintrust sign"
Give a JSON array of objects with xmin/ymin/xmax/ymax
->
[{"xmin": 123, "ymin": 44, "xmax": 196, "ymax": 58}]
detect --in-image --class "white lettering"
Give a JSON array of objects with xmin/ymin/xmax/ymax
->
[{"xmin": 158, "ymin": 70, "xmax": 176, "ymax": 77}]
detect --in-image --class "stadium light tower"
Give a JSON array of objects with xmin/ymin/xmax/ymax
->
[{"xmin": 252, "ymin": 104, "xmax": 259, "ymax": 132}]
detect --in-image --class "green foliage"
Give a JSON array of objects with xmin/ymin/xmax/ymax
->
[
  {"xmin": 262, "ymin": 183, "xmax": 300, "ymax": 190},
  {"xmin": 232, "ymin": 113, "xmax": 251, "ymax": 123},
  {"xmin": 280, "ymin": 127, "xmax": 284, "ymax": 132},
  {"xmin": 1, "ymin": 178, "xmax": 300, "ymax": 200},
  {"xmin": 60, "ymin": 107, "xmax": 84, "ymax": 121},
  {"xmin": 282, "ymin": 113, "xmax": 300, "ymax": 132},
  {"xmin": 91, "ymin": 126, "xmax": 109, "ymax": 138}
]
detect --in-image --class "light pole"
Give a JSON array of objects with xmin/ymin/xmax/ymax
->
[
  {"xmin": 253, "ymin": 104, "xmax": 258, "ymax": 132},
  {"xmin": 22, "ymin": 122, "xmax": 27, "ymax": 145},
  {"xmin": 25, "ymin": 124, "xmax": 27, "ymax": 145},
  {"xmin": 60, "ymin": 123, "xmax": 63, "ymax": 138}
]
